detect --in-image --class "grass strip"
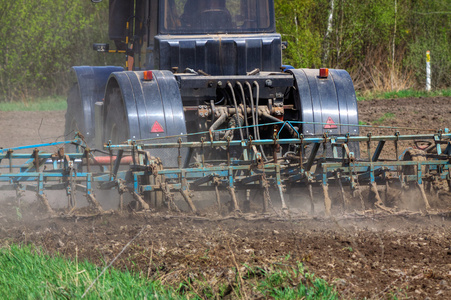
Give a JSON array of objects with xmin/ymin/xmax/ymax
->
[
  {"xmin": 357, "ymin": 88, "xmax": 451, "ymax": 101},
  {"xmin": 0, "ymin": 244, "xmax": 182, "ymax": 299},
  {"xmin": 1, "ymin": 88, "xmax": 451, "ymax": 111},
  {"xmin": 0, "ymin": 244, "xmax": 338, "ymax": 299},
  {"xmin": 0, "ymin": 96, "xmax": 66, "ymax": 111}
]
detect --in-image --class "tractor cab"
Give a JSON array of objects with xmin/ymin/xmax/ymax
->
[
  {"xmin": 104, "ymin": 0, "xmax": 281, "ymax": 74},
  {"xmin": 160, "ymin": 0, "xmax": 275, "ymax": 33}
]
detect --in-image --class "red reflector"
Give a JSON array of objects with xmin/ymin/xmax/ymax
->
[
  {"xmin": 151, "ymin": 121, "xmax": 164, "ymax": 133},
  {"xmin": 143, "ymin": 70, "xmax": 153, "ymax": 81},
  {"xmin": 324, "ymin": 117, "xmax": 338, "ymax": 129},
  {"xmin": 319, "ymin": 68, "xmax": 329, "ymax": 78}
]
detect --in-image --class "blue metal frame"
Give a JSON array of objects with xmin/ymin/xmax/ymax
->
[{"xmin": 0, "ymin": 126, "xmax": 449, "ymax": 214}]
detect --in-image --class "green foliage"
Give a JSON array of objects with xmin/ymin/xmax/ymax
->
[
  {"xmin": 275, "ymin": 0, "xmax": 450, "ymax": 91},
  {"xmin": 0, "ymin": 0, "xmax": 120, "ymax": 102},
  {"xmin": 275, "ymin": 0, "xmax": 323, "ymax": 68},
  {"xmin": 404, "ymin": 0, "xmax": 451, "ymax": 88},
  {"xmin": 373, "ymin": 112, "xmax": 396, "ymax": 125},
  {"xmin": 0, "ymin": 0, "xmax": 449, "ymax": 101},
  {"xmin": 246, "ymin": 263, "xmax": 338, "ymax": 299}
]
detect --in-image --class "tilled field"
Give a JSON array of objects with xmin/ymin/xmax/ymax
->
[{"xmin": 0, "ymin": 97, "xmax": 450, "ymax": 299}]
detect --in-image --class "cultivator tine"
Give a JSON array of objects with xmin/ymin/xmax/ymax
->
[
  {"xmin": 278, "ymin": 184, "xmax": 288, "ymax": 212},
  {"xmin": 275, "ymin": 165, "xmax": 288, "ymax": 212},
  {"xmin": 336, "ymin": 172, "xmax": 348, "ymax": 211},
  {"xmin": 355, "ymin": 187, "xmax": 366, "ymax": 212},
  {"xmin": 180, "ymin": 188, "xmax": 197, "ymax": 213},
  {"xmin": 417, "ymin": 182, "xmax": 431, "ymax": 211},
  {"xmin": 38, "ymin": 194, "xmax": 54, "ymax": 215},
  {"xmin": 370, "ymin": 182, "xmax": 392, "ymax": 213},
  {"xmin": 160, "ymin": 183, "xmax": 176, "ymax": 211},
  {"xmin": 370, "ymin": 182, "xmax": 383, "ymax": 207},
  {"xmin": 308, "ymin": 183, "xmax": 315, "ymax": 214},
  {"xmin": 131, "ymin": 191, "xmax": 150, "ymax": 211},
  {"xmin": 119, "ymin": 193, "xmax": 124, "ymax": 211},
  {"xmin": 213, "ymin": 177, "xmax": 222, "ymax": 212},
  {"xmin": 86, "ymin": 194, "xmax": 104, "ymax": 213},
  {"xmin": 261, "ymin": 174, "xmax": 270, "ymax": 213},
  {"xmin": 15, "ymin": 186, "xmax": 24, "ymax": 208},
  {"xmin": 117, "ymin": 179, "xmax": 127, "ymax": 212},
  {"xmin": 243, "ymin": 190, "xmax": 251, "ymax": 212},
  {"xmin": 68, "ymin": 180, "xmax": 76, "ymax": 209},
  {"xmin": 180, "ymin": 177, "xmax": 197, "ymax": 213},
  {"xmin": 227, "ymin": 186, "xmax": 240, "ymax": 212},
  {"xmin": 322, "ymin": 184, "xmax": 331, "ymax": 216}
]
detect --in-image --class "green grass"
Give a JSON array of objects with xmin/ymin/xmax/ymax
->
[
  {"xmin": 1, "ymin": 88, "xmax": 450, "ymax": 111},
  {"xmin": 0, "ymin": 244, "xmax": 177, "ymax": 299},
  {"xmin": 0, "ymin": 244, "xmax": 338, "ymax": 299},
  {"xmin": 0, "ymin": 95, "xmax": 66, "ymax": 111},
  {"xmin": 245, "ymin": 263, "xmax": 338, "ymax": 299},
  {"xmin": 373, "ymin": 112, "xmax": 396, "ymax": 125},
  {"xmin": 356, "ymin": 88, "xmax": 451, "ymax": 101}
]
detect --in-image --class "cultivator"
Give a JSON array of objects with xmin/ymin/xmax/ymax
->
[{"xmin": 1, "ymin": 123, "xmax": 450, "ymax": 217}]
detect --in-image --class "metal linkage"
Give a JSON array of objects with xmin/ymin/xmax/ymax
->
[
  {"xmin": 1, "ymin": 127, "xmax": 450, "ymax": 216},
  {"xmin": 110, "ymin": 128, "xmax": 451, "ymax": 214},
  {"xmin": 0, "ymin": 139, "xmax": 110, "ymax": 215}
]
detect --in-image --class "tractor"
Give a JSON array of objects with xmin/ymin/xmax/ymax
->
[
  {"xmin": 65, "ymin": 0, "xmax": 359, "ymax": 168},
  {"xmin": 3, "ymin": 0, "xmax": 448, "ymax": 216}
]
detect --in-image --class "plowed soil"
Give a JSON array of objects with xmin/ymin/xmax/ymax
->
[{"xmin": 1, "ymin": 97, "xmax": 450, "ymax": 299}]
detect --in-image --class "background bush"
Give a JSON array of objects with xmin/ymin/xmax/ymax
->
[
  {"xmin": 276, "ymin": 0, "xmax": 451, "ymax": 92},
  {"xmin": 0, "ymin": 0, "xmax": 116, "ymax": 101},
  {"xmin": 0, "ymin": 0, "xmax": 450, "ymax": 101}
]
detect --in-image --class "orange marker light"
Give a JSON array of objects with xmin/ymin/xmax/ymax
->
[
  {"xmin": 143, "ymin": 71, "xmax": 153, "ymax": 81},
  {"xmin": 319, "ymin": 68, "xmax": 329, "ymax": 78}
]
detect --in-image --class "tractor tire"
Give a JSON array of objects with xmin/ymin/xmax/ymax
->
[
  {"xmin": 64, "ymin": 84, "xmax": 92, "ymax": 152},
  {"xmin": 103, "ymin": 88, "xmax": 130, "ymax": 145}
]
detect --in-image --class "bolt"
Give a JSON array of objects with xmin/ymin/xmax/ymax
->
[{"xmin": 265, "ymin": 79, "xmax": 273, "ymax": 87}]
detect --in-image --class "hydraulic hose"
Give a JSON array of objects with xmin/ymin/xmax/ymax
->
[
  {"xmin": 236, "ymin": 82, "xmax": 249, "ymax": 138},
  {"xmin": 253, "ymin": 81, "xmax": 268, "ymax": 161},
  {"xmin": 245, "ymin": 81, "xmax": 257, "ymax": 140},
  {"xmin": 209, "ymin": 111, "xmax": 227, "ymax": 132},
  {"xmin": 227, "ymin": 82, "xmax": 244, "ymax": 141},
  {"xmin": 254, "ymin": 81, "xmax": 260, "ymax": 141}
]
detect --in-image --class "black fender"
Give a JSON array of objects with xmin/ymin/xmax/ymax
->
[
  {"xmin": 69, "ymin": 66, "xmax": 124, "ymax": 142},
  {"xmin": 104, "ymin": 70, "xmax": 188, "ymax": 167},
  {"xmin": 290, "ymin": 68, "xmax": 359, "ymax": 157}
]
